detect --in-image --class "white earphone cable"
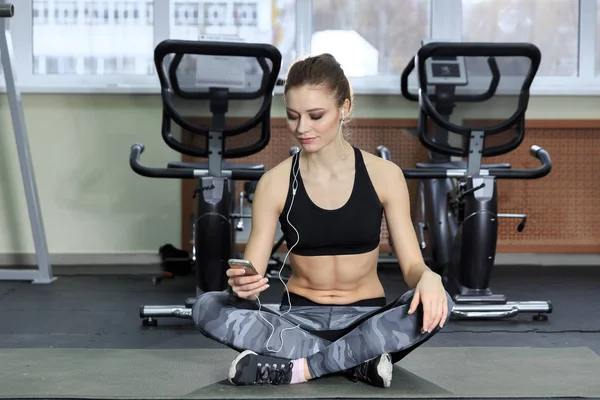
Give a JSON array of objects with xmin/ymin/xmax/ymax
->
[
  {"xmin": 255, "ymin": 109, "xmax": 346, "ymax": 353},
  {"xmin": 255, "ymin": 153, "xmax": 301, "ymax": 353}
]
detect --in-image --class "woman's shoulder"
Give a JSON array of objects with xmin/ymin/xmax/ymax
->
[
  {"xmin": 358, "ymin": 148, "xmax": 402, "ymax": 178},
  {"xmin": 358, "ymin": 148, "xmax": 405, "ymax": 203},
  {"xmin": 254, "ymin": 155, "xmax": 295, "ymax": 205},
  {"xmin": 262, "ymin": 155, "xmax": 295, "ymax": 185}
]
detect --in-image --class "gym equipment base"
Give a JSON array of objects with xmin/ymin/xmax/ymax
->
[
  {"xmin": 451, "ymin": 299, "xmax": 552, "ymax": 320},
  {"xmin": 141, "ymin": 305, "xmax": 193, "ymax": 326},
  {"xmin": 1, "ymin": 347, "xmax": 599, "ymax": 399},
  {"xmin": 139, "ymin": 301, "xmax": 552, "ymax": 325}
]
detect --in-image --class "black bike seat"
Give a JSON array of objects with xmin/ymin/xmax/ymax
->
[
  {"xmin": 415, "ymin": 161, "xmax": 511, "ymax": 169},
  {"xmin": 167, "ymin": 161, "xmax": 264, "ymax": 170}
]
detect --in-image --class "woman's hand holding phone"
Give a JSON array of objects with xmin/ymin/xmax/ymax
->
[{"xmin": 226, "ymin": 259, "xmax": 269, "ymax": 300}]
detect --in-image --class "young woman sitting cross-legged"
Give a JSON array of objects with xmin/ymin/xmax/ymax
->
[{"xmin": 192, "ymin": 53, "xmax": 453, "ymax": 388}]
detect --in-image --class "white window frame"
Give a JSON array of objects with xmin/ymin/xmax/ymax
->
[{"xmin": 1, "ymin": 0, "xmax": 599, "ymax": 95}]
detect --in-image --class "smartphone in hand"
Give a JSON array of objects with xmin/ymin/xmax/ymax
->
[{"xmin": 228, "ymin": 259, "xmax": 259, "ymax": 277}]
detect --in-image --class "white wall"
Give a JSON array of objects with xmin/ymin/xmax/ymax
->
[{"xmin": 0, "ymin": 93, "xmax": 598, "ymax": 261}]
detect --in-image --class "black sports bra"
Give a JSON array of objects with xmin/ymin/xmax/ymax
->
[{"xmin": 278, "ymin": 146, "xmax": 383, "ymax": 257}]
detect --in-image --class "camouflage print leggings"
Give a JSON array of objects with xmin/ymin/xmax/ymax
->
[{"xmin": 192, "ymin": 288, "xmax": 453, "ymax": 379}]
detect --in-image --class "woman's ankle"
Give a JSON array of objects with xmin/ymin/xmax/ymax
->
[
  {"xmin": 303, "ymin": 358, "xmax": 312, "ymax": 381},
  {"xmin": 290, "ymin": 358, "xmax": 311, "ymax": 384}
]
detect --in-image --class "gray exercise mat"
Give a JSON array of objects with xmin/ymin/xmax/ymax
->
[{"xmin": 1, "ymin": 347, "xmax": 599, "ymax": 399}]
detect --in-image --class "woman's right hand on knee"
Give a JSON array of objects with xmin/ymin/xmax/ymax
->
[{"xmin": 226, "ymin": 268, "xmax": 270, "ymax": 300}]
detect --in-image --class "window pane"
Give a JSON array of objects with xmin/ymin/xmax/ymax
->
[
  {"xmin": 597, "ymin": 0, "xmax": 600, "ymax": 75},
  {"xmin": 462, "ymin": 0, "xmax": 579, "ymax": 76},
  {"xmin": 169, "ymin": 0, "xmax": 296, "ymax": 78},
  {"xmin": 311, "ymin": 0, "xmax": 430, "ymax": 77},
  {"xmin": 32, "ymin": 0, "xmax": 155, "ymax": 75}
]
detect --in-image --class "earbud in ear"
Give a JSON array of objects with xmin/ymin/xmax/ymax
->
[{"xmin": 341, "ymin": 110, "xmax": 345, "ymax": 120}]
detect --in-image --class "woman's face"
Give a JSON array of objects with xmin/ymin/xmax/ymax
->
[{"xmin": 285, "ymin": 85, "xmax": 345, "ymax": 152}]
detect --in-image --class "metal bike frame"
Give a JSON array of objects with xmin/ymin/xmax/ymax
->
[
  {"xmin": 0, "ymin": 2, "xmax": 55, "ymax": 284},
  {"xmin": 132, "ymin": 39, "xmax": 282, "ymax": 326},
  {"xmin": 396, "ymin": 41, "xmax": 552, "ymax": 321},
  {"xmin": 417, "ymin": 132, "xmax": 552, "ymax": 320}
]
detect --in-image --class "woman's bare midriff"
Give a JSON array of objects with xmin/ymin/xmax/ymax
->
[{"xmin": 285, "ymin": 248, "xmax": 385, "ymax": 305}]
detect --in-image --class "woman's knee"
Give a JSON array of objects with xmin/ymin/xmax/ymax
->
[
  {"xmin": 191, "ymin": 290, "xmax": 230, "ymax": 330},
  {"xmin": 397, "ymin": 288, "xmax": 454, "ymax": 328}
]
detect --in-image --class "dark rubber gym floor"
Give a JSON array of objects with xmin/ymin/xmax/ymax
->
[{"xmin": 1, "ymin": 263, "xmax": 599, "ymax": 400}]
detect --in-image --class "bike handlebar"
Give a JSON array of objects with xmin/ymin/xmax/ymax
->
[
  {"xmin": 399, "ymin": 58, "xmax": 418, "ymax": 102},
  {"xmin": 0, "ymin": 3, "xmax": 13, "ymax": 18},
  {"xmin": 417, "ymin": 42, "xmax": 540, "ymax": 136},
  {"xmin": 402, "ymin": 145, "xmax": 551, "ymax": 180},
  {"xmin": 129, "ymin": 144, "xmax": 265, "ymax": 181},
  {"xmin": 376, "ymin": 145, "xmax": 392, "ymax": 161}
]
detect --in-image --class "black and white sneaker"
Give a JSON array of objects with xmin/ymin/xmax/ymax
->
[
  {"xmin": 228, "ymin": 350, "xmax": 294, "ymax": 386},
  {"xmin": 348, "ymin": 353, "xmax": 393, "ymax": 388}
]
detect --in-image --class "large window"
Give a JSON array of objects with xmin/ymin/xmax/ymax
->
[
  {"xmin": 462, "ymin": 0, "xmax": 580, "ymax": 77},
  {"xmin": 4, "ymin": 0, "xmax": 600, "ymax": 94},
  {"xmin": 311, "ymin": 0, "xmax": 430, "ymax": 77},
  {"xmin": 597, "ymin": 0, "xmax": 600, "ymax": 75},
  {"xmin": 32, "ymin": 0, "xmax": 155, "ymax": 75},
  {"xmin": 168, "ymin": 0, "xmax": 296, "ymax": 77}
]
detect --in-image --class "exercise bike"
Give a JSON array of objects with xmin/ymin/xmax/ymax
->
[
  {"xmin": 129, "ymin": 39, "xmax": 282, "ymax": 326},
  {"xmin": 379, "ymin": 41, "xmax": 553, "ymax": 321}
]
